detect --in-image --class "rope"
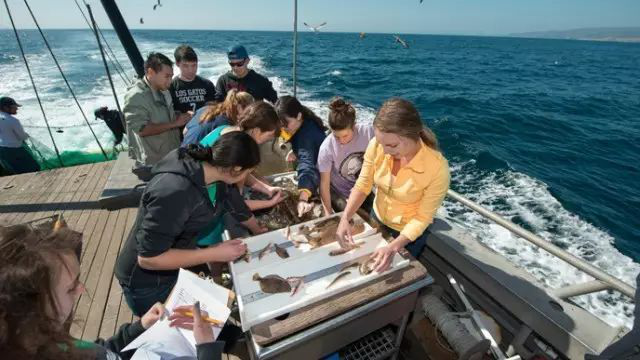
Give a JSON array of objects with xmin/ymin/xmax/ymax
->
[
  {"xmin": 3, "ymin": 0, "xmax": 64, "ymax": 167},
  {"xmin": 23, "ymin": 0, "xmax": 109, "ymax": 161},
  {"xmin": 73, "ymin": 0, "xmax": 132, "ymax": 86}
]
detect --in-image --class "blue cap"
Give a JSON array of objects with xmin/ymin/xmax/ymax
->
[{"xmin": 227, "ymin": 45, "xmax": 249, "ymax": 61}]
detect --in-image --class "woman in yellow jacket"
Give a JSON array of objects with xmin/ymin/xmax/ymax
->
[{"xmin": 336, "ymin": 98, "xmax": 450, "ymax": 273}]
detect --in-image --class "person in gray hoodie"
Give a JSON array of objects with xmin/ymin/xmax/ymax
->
[{"xmin": 115, "ymin": 131, "xmax": 260, "ymax": 316}]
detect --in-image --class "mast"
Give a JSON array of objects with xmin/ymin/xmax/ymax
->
[
  {"xmin": 292, "ymin": 0, "xmax": 298, "ymax": 97},
  {"xmin": 100, "ymin": 0, "xmax": 144, "ymax": 78}
]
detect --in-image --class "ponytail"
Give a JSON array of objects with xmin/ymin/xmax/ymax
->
[{"xmin": 181, "ymin": 132, "xmax": 260, "ymax": 171}]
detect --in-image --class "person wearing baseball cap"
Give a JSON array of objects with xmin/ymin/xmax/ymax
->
[
  {"xmin": 0, "ymin": 97, "xmax": 40, "ymax": 174},
  {"xmin": 214, "ymin": 44, "xmax": 278, "ymax": 104}
]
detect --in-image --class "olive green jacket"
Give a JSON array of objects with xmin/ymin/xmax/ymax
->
[{"xmin": 123, "ymin": 77, "xmax": 180, "ymax": 168}]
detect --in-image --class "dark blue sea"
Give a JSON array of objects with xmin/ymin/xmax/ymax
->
[{"xmin": 1, "ymin": 29, "xmax": 638, "ymax": 326}]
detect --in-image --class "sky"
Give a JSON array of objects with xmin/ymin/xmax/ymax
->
[{"xmin": 0, "ymin": 0, "xmax": 638, "ymax": 35}]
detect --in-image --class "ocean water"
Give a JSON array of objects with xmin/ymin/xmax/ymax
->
[{"xmin": 0, "ymin": 29, "xmax": 638, "ymax": 328}]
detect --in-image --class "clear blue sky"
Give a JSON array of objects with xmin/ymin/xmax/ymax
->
[{"xmin": 1, "ymin": 0, "xmax": 638, "ymax": 35}]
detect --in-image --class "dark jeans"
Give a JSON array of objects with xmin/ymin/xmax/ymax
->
[
  {"xmin": 120, "ymin": 280, "xmax": 176, "ymax": 317},
  {"xmin": 0, "ymin": 145, "xmax": 40, "ymax": 174},
  {"xmin": 370, "ymin": 209, "xmax": 427, "ymax": 258}
]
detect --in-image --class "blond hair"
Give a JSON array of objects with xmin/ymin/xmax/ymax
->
[{"xmin": 199, "ymin": 89, "xmax": 254, "ymax": 125}]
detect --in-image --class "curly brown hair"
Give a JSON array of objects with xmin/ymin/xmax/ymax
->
[{"xmin": 0, "ymin": 217, "xmax": 90, "ymax": 359}]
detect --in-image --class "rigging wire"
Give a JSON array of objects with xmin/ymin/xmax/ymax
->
[
  {"xmin": 73, "ymin": 0, "xmax": 132, "ymax": 86},
  {"xmin": 22, "ymin": 0, "xmax": 109, "ymax": 161},
  {"xmin": 3, "ymin": 0, "xmax": 64, "ymax": 167}
]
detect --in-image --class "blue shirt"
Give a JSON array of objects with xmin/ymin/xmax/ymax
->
[
  {"xmin": 182, "ymin": 108, "xmax": 232, "ymax": 147},
  {"xmin": 0, "ymin": 111, "xmax": 28, "ymax": 148},
  {"xmin": 290, "ymin": 118, "xmax": 326, "ymax": 195}
]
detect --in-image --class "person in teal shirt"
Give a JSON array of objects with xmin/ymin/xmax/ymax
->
[{"xmin": 197, "ymin": 101, "xmax": 285, "ymax": 245}]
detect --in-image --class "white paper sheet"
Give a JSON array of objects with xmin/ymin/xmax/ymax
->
[{"xmin": 123, "ymin": 269, "xmax": 232, "ymax": 358}]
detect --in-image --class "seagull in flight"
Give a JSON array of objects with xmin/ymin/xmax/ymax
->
[
  {"xmin": 139, "ymin": 17, "xmax": 144, "ymax": 24},
  {"xmin": 359, "ymin": 32, "xmax": 366, "ymax": 39},
  {"xmin": 304, "ymin": 22, "xmax": 327, "ymax": 32},
  {"xmin": 393, "ymin": 35, "xmax": 409, "ymax": 48},
  {"xmin": 153, "ymin": 0, "xmax": 162, "ymax": 10}
]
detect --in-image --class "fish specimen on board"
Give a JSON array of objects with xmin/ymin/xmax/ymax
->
[
  {"xmin": 274, "ymin": 243, "xmax": 290, "ymax": 259},
  {"xmin": 297, "ymin": 217, "xmax": 367, "ymax": 249},
  {"xmin": 328, "ymin": 241, "xmax": 365, "ymax": 256},
  {"xmin": 258, "ymin": 242, "xmax": 273, "ymax": 260},
  {"xmin": 339, "ymin": 256, "xmax": 377, "ymax": 275},
  {"xmin": 326, "ymin": 271, "xmax": 352, "ymax": 289},
  {"xmin": 253, "ymin": 273, "xmax": 304, "ymax": 296}
]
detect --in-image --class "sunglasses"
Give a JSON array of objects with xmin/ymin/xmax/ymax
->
[{"xmin": 229, "ymin": 60, "xmax": 246, "ymax": 68}]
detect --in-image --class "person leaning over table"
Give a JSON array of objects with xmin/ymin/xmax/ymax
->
[{"xmin": 335, "ymin": 98, "xmax": 450, "ymax": 273}]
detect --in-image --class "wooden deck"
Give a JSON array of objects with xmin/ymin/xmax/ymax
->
[{"xmin": 0, "ymin": 161, "xmax": 138, "ymax": 341}]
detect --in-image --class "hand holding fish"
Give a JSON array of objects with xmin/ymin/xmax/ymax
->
[
  {"xmin": 371, "ymin": 244, "xmax": 398, "ymax": 273},
  {"xmin": 336, "ymin": 217, "xmax": 355, "ymax": 248}
]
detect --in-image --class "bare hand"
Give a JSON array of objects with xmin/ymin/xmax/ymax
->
[
  {"xmin": 336, "ymin": 217, "xmax": 354, "ymax": 248},
  {"xmin": 297, "ymin": 200, "xmax": 314, "ymax": 218},
  {"xmin": 323, "ymin": 206, "xmax": 334, "ymax": 217},
  {"xmin": 169, "ymin": 302, "xmax": 215, "ymax": 345},
  {"xmin": 212, "ymin": 239, "xmax": 247, "ymax": 262},
  {"xmin": 252, "ymin": 224, "xmax": 268, "ymax": 235},
  {"xmin": 268, "ymin": 190, "xmax": 286, "ymax": 206},
  {"xmin": 371, "ymin": 245, "xmax": 397, "ymax": 273},
  {"xmin": 286, "ymin": 150, "xmax": 297, "ymax": 163},
  {"xmin": 175, "ymin": 111, "xmax": 193, "ymax": 127},
  {"xmin": 266, "ymin": 186, "xmax": 283, "ymax": 198},
  {"xmin": 141, "ymin": 302, "xmax": 166, "ymax": 329}
]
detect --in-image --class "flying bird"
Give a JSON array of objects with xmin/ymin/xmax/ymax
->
[
  {"xmin": 303, "ymin": 22, "xmax": 327, "ymax": 32},
  {"xmin": 420, "ymin": 0, "xmax": 424, "ymax": 3},
  {"xmin": 393, "ymin": 35, "xmax": 409, "ymax": 49},
  {"xmin": 153, "ymin": 0, "xmax": 162, "ymax": 10},
  {"xmin": 359, "ymin": 32, "xmax": 366, "ymax": 39},
  {"xmin": 139, "ymin": 17, "xmax": 144, "ymax": 24}
]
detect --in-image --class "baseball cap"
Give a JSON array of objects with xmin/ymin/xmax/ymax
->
[
  {"xmin": 227, "ymin": 45, "xmax": 249, "ymax": 61},
  {"xmin": 0, "ymin": 97, "xmax": 21, "ymax": 108}
]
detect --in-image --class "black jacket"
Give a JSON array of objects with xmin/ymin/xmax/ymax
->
[
  {"xmin": 215, "ymin": 69, "xmax": 277, "ymax": 103},
  {"xmin": 115, "ymin": 148, "xmax": 218, "ymax": 288},
  {"xmin": 92, "ymin": 320, "xmax": 224, "ymax": 360}
]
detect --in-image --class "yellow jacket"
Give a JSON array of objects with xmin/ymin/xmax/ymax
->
[{"xmin": 353, "ymin": 137, "xmax": 450, "ymax": 241}]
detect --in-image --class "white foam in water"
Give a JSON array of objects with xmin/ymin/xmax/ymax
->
[
  {"xmin": 442, "ymin": 162, "xmax": 639, "ymax": 328},
  {"xmin": 2, "ymin": 35, "xmax": 636, "ymax": 330}
]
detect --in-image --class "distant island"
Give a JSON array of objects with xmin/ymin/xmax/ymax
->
[{"xmin": 510, "ymin": 27, "xmax": 640, "ymax": 43}]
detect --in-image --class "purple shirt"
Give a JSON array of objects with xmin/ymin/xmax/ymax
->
[{"xmin": 317, "ymin": 123, "xmax": 375, "ymax": 198}]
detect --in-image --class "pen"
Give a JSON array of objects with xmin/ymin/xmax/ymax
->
[{"xmin": 173, "ymin": 308, "xmax": 224, "ymax": 327}]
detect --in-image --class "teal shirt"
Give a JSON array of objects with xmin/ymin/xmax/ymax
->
[{"xmin": 197, "ymin": 125, "xmax": 230, "ymax": 246}]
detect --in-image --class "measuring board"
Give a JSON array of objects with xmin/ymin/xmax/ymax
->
[{"xmin": 229, "ymin": 212, "xmax": 411, "ymax": 331}]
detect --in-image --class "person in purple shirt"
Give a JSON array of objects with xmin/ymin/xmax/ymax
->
[{"xmin": 317, "ymin": 97, "xmax": 375, "ymax": 216}]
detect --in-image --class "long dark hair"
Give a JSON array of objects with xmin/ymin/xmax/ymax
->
[
  {"xmin": 181, "ymin": 131, "xmax": 260, "ymax": 173},
  {"xmin": 0, "ymin": 219, "xmax": 89, "ymax": 360},
  {"xmin": 275, "ymin": 96, "xmax": 326, "ymax": 131}
]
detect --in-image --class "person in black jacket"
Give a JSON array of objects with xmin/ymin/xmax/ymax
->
[
  {"xmin": 0, "ymin": 219, "xmax": 224, "ymax": 360},
  {"xmin": 275, "ymin": 96, "xmax": 327, "ymax": 217},
  {"xmin": 115, "ymin": 132, "xmax": 260, "ymax": 317},
  {"xmin": 215, "ymin": 44, "xmax": 278, "ymax": 103}
]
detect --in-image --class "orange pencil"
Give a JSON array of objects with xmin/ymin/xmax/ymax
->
[{"xmin": 174, "ymin": 308, "xmax": 224, "ymax": 327}]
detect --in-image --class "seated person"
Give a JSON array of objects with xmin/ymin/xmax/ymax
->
[
  {"xmin": 317, "ymin": 97, "xmax": 375, "ymax": 216},
  {"xmin": 0, "ymin": 220, "xmax": 223, "ymax": 359},
  {"xmin": 215, "ymin": 45, "xmax": 277, "ymax": 103},
  {"xmin": 275, "ymin": 96, "xmax": 327, "ymax": 218},
  {"xmin": 336, "ymin": 98, "xmax": 450, "ymax": 273},
  {"xmin": 182, "ymin": 89, "xmax": 254, "ymax": 146}
]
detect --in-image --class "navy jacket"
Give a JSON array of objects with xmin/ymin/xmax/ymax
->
[{"xmin": 290, "ymin": 118, "xmax": 326, "ymax": 195}]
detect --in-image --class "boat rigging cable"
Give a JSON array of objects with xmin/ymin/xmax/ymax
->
[
  {"xmin": 73, "ymin": 0, "xmax": 133, "ymax": 87},
  {"xmin": 86, "ymin": 3, "xmax": 127, "ymax": 151},
  {"xmin": 3, "ymin": 0, "xmax": 64, "ymax": 167},
  {"xmin": 22, "ymin": 0, "xmax": 109, "ymax": 161}
]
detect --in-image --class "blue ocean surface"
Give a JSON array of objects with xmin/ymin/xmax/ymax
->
[{"xmin": 0, "ymin": 29, "xmax": 638, "ymax": 327}]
